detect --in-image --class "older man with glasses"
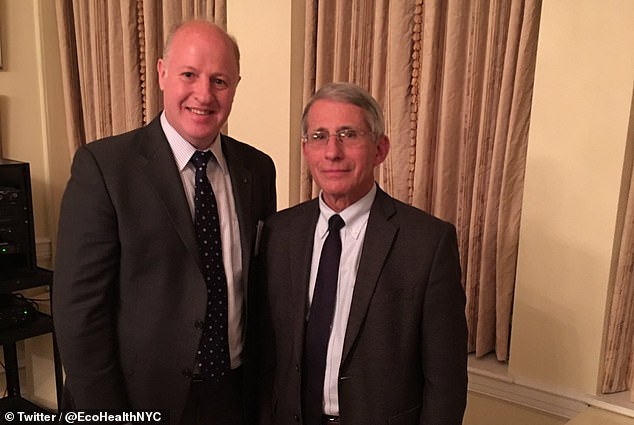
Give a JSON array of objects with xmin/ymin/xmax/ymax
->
[{"xmin": 257, "ymin": 82, "xmax": 468, "ymax": 425}]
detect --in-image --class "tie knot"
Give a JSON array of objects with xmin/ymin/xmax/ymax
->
[
  {"xmin": 190, "ymin": 150, "xmax": 213, "ymax": 170},
  {"xmin": 328, "ymin": 214, "xmax": 345, "ymax": 232}
]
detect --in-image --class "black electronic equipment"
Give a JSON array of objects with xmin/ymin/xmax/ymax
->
[
  {"xmin": 0, "ymin": 293, "xmax": 37, "ymax": 329},
  {"xmin": 0, "ymin": 159, "xmax": 37, "ymax": 279}
]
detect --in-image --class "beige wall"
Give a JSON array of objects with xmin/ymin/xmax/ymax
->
[
  {"xmin": 2, "ymin": 0, "xmax": 634, "ymax": 421},
  {"xmin": 510, "ymin": 0, "xmax": 634, "ymax": 396},
  {"xmin": 227, "ymin": 0, "xmax": 305, "ymax": 209}
]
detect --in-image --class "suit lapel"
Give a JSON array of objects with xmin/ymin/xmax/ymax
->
[
  {"xmin": 137, "ymin": 118, "xmax": 200, "ymax": 269},
  {"xmin": 341, "ymin": 188, "xmax": 397, "ymax": 363},
  {"xmin": 289, "ymin": 201, "xmax": 320, "ymax": 359},
  {"xmin": 222, "ymin": 136, "xmax": 254, "ymax": 289}
]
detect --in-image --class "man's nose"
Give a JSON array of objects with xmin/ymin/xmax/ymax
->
[
  {"xmin": 324, "ymin": 134, "xmax": 343, "ymax": 158},
  {"xmin": 194, "ymin": 78, "xmax": 215, "ymax": 102}
]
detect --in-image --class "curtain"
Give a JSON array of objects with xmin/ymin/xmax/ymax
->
[
  {"xmin": 300, "ymin": 0, "xmax": 415, "ymax": 202},
  {"xmin": 55, "ymin": 0, "xmax": 226, "ymax": 156},
  {"xmin": 600, "ymin": 135, "xmax": 634, "ymax": 396},
  {"xmin": 301, "ymin": 0, "xmax": 542, "ymax": 360}
]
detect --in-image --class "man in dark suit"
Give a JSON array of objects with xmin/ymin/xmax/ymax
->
[
  {"xmin": 259, "ymin": 82, "xmax": 467, "ymax": 425},
  {"xmin": 53, "ymin": 20, "xmax": 276, "ymax": 425}
]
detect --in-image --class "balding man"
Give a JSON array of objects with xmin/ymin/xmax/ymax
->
[{"xmin": 53, "ymin": 20, "xmax": 276, "ymax": 425}]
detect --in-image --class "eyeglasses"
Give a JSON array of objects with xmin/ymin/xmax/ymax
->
[{"xmin": 302, "ymin": 129, "xmax": 371, "ymax": 147}]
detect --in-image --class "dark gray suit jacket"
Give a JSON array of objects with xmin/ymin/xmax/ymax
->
[
  {"xmin": 259, "ymin": 187, "xmax": 467, "ymax": 425},
  {"xmin": 52, "ymin": 115, "xmax": 276, "ymax": 423}
]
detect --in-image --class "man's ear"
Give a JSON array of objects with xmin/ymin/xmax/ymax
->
[
  {"xmin": 374, "ymin": 135, "xmax": 390, "ymax": 166},
  {"xmin": 157, "ymin": 58, "xmax": 166, "ymax": 90}
]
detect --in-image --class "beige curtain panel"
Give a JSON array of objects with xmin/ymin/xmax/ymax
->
[
  {"xmin": 416, "ymin": 1, "xmax": 543, "ymax": 361},
  {"xmin": 302, "ymin": 0, "xmax": 542, "ymax": 361},
  {"xmin": 300, "ymin": 0, "xmax": 415, "ymax": 202},
  {"xmin": 601, "ymin": 152, "xmax": 634, "ymax": 396},
  {"xmin": 55, "ymin": 0, "xmax": 226, "ymax": 155}
]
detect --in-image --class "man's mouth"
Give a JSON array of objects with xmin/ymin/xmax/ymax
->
[{"xmin": 187, "ymin": 107, "xmax": 212, "ymax": 116}]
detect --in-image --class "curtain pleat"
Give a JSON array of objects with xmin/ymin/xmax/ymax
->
[
  {"xmin": 303, "ymin": 0, "xmax": 541, "ymax": 361},
  {"xmin": 140, "ymin": 2, "xmax": 165, "ymax": 121},
  {"xmin": 493, "ymin": 0, "xmax": 543, "ymax": 357},
  {"xmin": 601, "ymin": 144, "xmax": 634, "ymax": 395},
  {"xmin": 55, "ymin": 0, "xmax": 85, "ymax": 156},
  {"xmin": 55, "ymin": 0, "xmax": 226, "ymax": 155},
  {"xmin": 112, "ymin": 1, "xmax": 143, "ymax": 135},
  {"xmin": 376, "ymin": 0, "xmax": 414, "ymax": 203}
]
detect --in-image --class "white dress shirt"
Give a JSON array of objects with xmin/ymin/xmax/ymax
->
[
  {"xmin": 308, "ymin": 184, "xmax": 377, "ymax": 415},
  {"xmin": 161, "ymin": 113, "xmax": 244, "ymax": 369}
]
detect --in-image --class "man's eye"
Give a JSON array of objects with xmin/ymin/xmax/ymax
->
[
  {"xmin": 182, "ymin": 72, "xmax": 195, "ymax": 79},
  {"xmin": 311, "ymin": 132, "xmax": 328, "ymax": 141},
  {"xmin": 339, "ymin": 129, "xmax": 357, "ymax": 139},
  {"xmin": 214, "ymin": 78, "xmax": 228, "ymax": 87}
]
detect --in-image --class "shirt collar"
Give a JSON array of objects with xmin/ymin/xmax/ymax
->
[
  {"xmin": 317, "ymin": 184, "xmax": 377, "ymax": 240},
  {"xmin": 160, "ymin": 111, "xmax": 228, "ymax": 175}
]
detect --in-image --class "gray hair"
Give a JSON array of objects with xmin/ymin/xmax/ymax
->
[{"xmin": 301, "ymin": 82, "xmax": 385, "ymax": 141}]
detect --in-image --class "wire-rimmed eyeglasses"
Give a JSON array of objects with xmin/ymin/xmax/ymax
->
[{"xmin": 302, "ymin": 128, "xmax": 371, "ymax": 147}]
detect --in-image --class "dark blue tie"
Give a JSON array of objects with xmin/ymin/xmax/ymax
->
[
  {"xmin": 190, "ymin": 150, "xmax": 230, "ymax": 381},
  {"xmin": 302, "ymin": 214, "xmax": 345, "ymax": 425}
]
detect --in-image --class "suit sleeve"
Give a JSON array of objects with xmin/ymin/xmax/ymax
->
[
  {"xmin": 420, "ymin": 224, "xmax": 468, "ymax": 424},
  {"xmin": 52, "ymin": 147, "xmax": 129, "ymax": 408},
  {"xmin": 254, "ymin": 220, "xmax": 276, "ymax": 425}
]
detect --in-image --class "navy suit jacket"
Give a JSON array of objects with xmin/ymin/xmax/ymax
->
[
  {"xmin": 53, "ymin": 115, "xmax": 276, "ymax": 424},
  {"xmin": 259, "ymin": 187, "xmax": 467, "ymax": 425}
]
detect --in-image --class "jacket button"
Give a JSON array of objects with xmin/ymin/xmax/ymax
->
[
  {"xmin": 194, "ymin": 320, "xmax": 204, "ymax": 329},
  {"xmin": 293, "ymin": 415, "xmax": 300, "ymax": 422},
  {"xmin": 182, "ymin": 368, "xmax": 193, "ymax": 378},
  {"xmin": 295, "ymin": 364, "xmax": 300, "ymax": 372}
]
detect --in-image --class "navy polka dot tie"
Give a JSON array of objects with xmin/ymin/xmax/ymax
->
[{"xmin": 190, "ymin": 150, "xmax": 230, "ymax": 381}]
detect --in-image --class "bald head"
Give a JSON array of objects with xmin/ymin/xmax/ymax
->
[
  {"xmin": 163, "ymin": 20, "xmax": 240, "ymax": 74},
  {"xmin": 157, "ymin": 19, "xmax": 241, "ymax": 149}
]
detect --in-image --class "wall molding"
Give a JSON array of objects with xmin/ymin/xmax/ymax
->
[
  {"xmin": 469, "ymin": 357, "xmax": 634, "ymax": 420},
  {"xmin": 468, "ymin": 366, "xmax": 588, "ymax": 419}
]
